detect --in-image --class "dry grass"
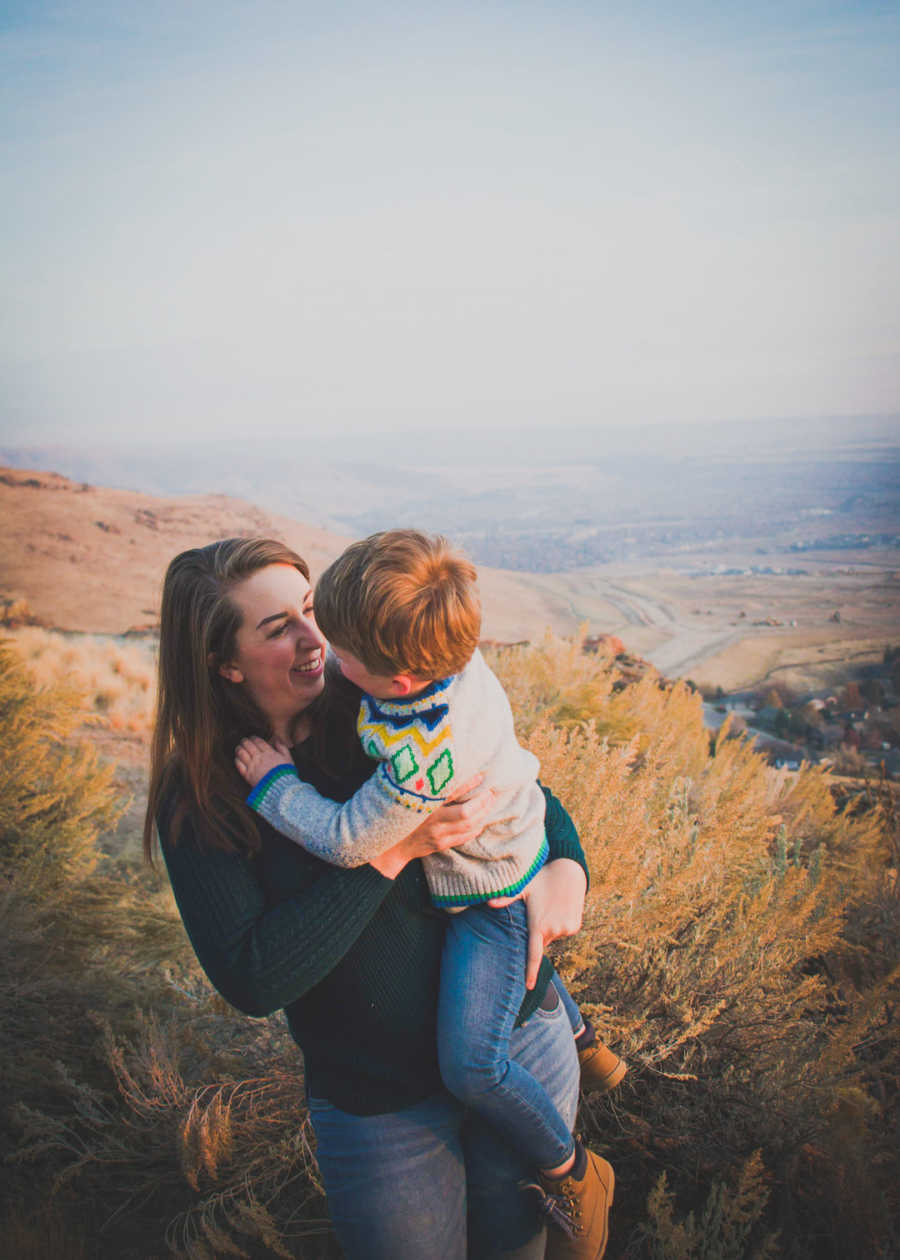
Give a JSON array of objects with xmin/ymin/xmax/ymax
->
[
  {"xmin": 490, "ymin": 634, "xmax": 899, "ymax": 1258},
  {"xmin": 6, "ymin": 626, "xmax": 156, "ymax": 733},
  {"xmin": 2, "ymin": 635, "xmax": 898, "ymax": 1258},
  {"xmin": 0, "ymin": 642, "xmax": 332, "ymax": 1258}
]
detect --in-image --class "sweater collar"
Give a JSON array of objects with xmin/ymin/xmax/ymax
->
[{"xmin": 365, "ymin": 674, "xmax": 454, "ymax": 715}]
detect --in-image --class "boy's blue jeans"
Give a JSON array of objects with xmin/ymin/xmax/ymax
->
[
  {"xmin": 308, "ymin": 978, "xmax": 580, "ymax": 1259},
  {"xmin": 437, "ymin": 900, "xmax": 575, "ymax": 1171}
]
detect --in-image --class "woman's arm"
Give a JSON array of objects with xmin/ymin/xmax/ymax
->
[
  {"xmin": 158, "ymin": 780, "xmax": 495, "ymax": 1016},
  {"xmin": 159, "ymin": 800, "xmax": 396, "ymax": 1017},
  {"xmin": 523, "ymin": 786, "xmax": 590, "ymax": 989},
  {"xmin": 542, "ymin": 784, "xmax": 589, "ymax": 879}
]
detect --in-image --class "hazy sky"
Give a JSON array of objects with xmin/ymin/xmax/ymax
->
[{"xmin": 2, "ymin": 0, "xmax": 899, "ymax": 447}]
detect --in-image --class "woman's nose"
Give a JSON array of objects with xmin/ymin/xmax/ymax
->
[{"xmin": 297, "ymin": 618, "xmax": 325, "ymax": 648}]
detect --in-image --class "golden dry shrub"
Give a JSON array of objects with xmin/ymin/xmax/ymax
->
[
  {"xmin": 1, "ymin": 645, "xmax": 333, "ymax": 1259},
  {"xmin": 641, "ymin": 1150, "xmax": 779, "ymax": 1260},
  {"xmin": 4, "ymin": 633, "xmax": 896, "ymax": 1259},
  {"xmin": 489, "ymin": 629, "xmax": 619, "ymax": 736},
  {"xmin": 490, "ymin": 635, "xmax": 897, "ymax": 1258},
  {"xmin": 7, "ymin": 626, "xmax": 156, "ymax": 734},
  {"xmin": 0, "ymin": 640, "xmax": 121, "ymax": 888},
  {"xmin": 0, "ymin": 642, "xmax": 125, "ymax": 1251}
]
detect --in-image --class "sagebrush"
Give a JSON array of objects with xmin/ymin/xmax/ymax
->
[{"xmin": 2, "ymin": 635, "xmax": 897, "ymax": 1257}]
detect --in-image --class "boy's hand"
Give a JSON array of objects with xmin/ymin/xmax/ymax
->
[
  {"xmin": 235, "ymin": 736, "xmax": 294, "ymax": 787},
  {"xmin": 369, "ymin": 774, "xmax": 492, "ymax": 880}
]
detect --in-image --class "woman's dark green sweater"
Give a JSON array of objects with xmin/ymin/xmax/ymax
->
[{"xmin": 159, "ymin": 752, "xmax": 588, "ymax": 1117}]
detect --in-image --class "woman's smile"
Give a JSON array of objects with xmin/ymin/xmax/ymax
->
[
  {"xmin": 223, "ymin": 564, "xmax": 328, "ymax": 736},
  {"xmin": 293, "ymin": 649, "xmax": 324, "ymax": 676}
]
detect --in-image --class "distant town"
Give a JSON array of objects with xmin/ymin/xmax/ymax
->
[{"xmin": 700, "ymin": 644, "xmax": 900, "ymax": 781}]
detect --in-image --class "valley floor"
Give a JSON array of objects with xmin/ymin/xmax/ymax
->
[{"xmin": 534, "ymin": 548, "xmax": 900, "ymax": 693}]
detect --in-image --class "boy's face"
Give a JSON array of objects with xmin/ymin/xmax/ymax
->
[{"xmin": 330, "ymin": 645, "xmax": 425, "ymax": 700}]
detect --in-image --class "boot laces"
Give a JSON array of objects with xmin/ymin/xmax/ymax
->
[{"xmin": 520, "ymin": 1180, "xmax": 579, "ymax": 1239}]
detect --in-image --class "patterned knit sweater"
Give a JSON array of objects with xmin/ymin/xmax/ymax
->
[
  {"xmin": 247, "ymin": 650, "xmax": 547, "ymax": 908},
  {"xmin": 158, "ymin": 745, "xmax": 588, "ymax": 1116}
]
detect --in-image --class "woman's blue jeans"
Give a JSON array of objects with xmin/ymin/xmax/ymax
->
[
  {"xmin": 308, "ymin": 980, "xmax": 580, "ymax": 1259},
  {"xmin": 552, "ymin": 968, "xmax": 585, "ymax": 1038},
  {"xmin": 437, "ymin": 902, "xmax": 574, "ymax": 1171}
]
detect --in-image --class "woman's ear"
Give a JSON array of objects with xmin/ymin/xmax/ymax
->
[{"xmin": 218, "ymin": 661, "xmax": 244, "ymax": 684}]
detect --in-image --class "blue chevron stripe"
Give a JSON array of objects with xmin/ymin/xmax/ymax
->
[{"xmin": 361, "ymin": 694, "xmax": 450, "ymax": 732}]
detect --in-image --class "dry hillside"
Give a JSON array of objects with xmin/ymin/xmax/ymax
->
[{"xmin": 0, "ymin": 467, "xmax": 574, "ymax": 643}]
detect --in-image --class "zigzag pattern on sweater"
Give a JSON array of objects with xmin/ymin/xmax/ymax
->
[{"xmin": 358, "ymin": 692, "xmax": 456, "ymax": 805}]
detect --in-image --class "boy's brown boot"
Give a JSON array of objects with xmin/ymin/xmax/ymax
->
[
  {"xmin": 527, "ymin": 1146, "xmax": 615, "ymax": 1259},
  {"xmin": 578, "ymin": 1039, "xmax": 627, "ymax": 1094}
]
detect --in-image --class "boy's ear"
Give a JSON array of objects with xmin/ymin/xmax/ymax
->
[{"xmin": 389, "ymin": 673, "xmax": 431, "ymax": 697}]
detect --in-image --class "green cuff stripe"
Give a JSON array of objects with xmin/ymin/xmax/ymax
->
[
  {"xmin": 431, "ymin": 837, "xmax": 550, "ymax": 909},
  {"xmin": 246, "ymin": 763, "xmax": 298, "ymax": 811}
]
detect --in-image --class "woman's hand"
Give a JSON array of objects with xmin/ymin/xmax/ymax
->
[
  {"xmin": 369, "ymin": 775, "xmax": 493, "ymax": 880},
  {"xmin": 490, "ymin": 859, "xmax": 587, "ymax": 990}
]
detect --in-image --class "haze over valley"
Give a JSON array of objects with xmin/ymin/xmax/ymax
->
[
  {"xmin": 3, "ymin": 412, "xmax": 898, "ymax": 698},
  {"xmin": 4, "ymin": 413, "xmax": 897, "ymax": 570}
]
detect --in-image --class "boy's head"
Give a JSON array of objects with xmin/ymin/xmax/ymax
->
[{"xmin": 314, "ymin": 530, "xmax": 481, "ymax": 697}]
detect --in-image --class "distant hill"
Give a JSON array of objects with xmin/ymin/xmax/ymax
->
[
  {"xmin": 0, "ymin": 467, "xmax": 575, "ymax": 641},
  {"xmin": 4, "ymin": 414, "xmax": 898, "ymax": 572}
]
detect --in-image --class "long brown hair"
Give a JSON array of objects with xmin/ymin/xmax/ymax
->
[{"xmin": 143, "ymin": 538, "xmax": 310, "ymax": 860}]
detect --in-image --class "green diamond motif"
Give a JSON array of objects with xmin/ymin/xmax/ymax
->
[
  {"xmin": 367, "ymin": 739, "xmax": 379, "ymax": 758},
  {"xmin": 390, "ymin": 744, "xmax": 419, "ymax": 784},
  {"xmin": 427, "ymin": 749, "xmax": 454, "ymax": 795}
]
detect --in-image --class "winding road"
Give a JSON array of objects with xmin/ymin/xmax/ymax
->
[{"xmin": 588, "ymin": 580, "xmax": 745, "ymax": 679}]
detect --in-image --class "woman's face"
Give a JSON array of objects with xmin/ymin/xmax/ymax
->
[{"xmin": 219, "ymin": 563, "xmax": 327, "ymax": 735}]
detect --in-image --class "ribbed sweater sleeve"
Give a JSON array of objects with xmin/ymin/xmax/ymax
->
[
  {"xmin": 542, "ymin": 785, "xmax": 590, "ymax": 889},
  {"xmin": 159, "ymin": 802, "xmax": 395, "ymax": 1017},
  {"xmin": 245, "ymin": 761, "xmax": 428, "ymax": 867}
]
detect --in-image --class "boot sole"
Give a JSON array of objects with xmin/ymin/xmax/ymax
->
[{"xmin": 597, "ymin": 1157, "xmax": 614, "ymax": 1257}]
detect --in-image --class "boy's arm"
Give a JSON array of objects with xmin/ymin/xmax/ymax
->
[
  {"xmin": 244, "ymin": 758, "xmax": 586, "ymax": 875},
  {"xmin": 246, "ymin": 760, "xmax": 446, "ymax": 867}
]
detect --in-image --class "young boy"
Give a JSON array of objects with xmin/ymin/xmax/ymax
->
[{"xmin": 235, "ymin": 530, "xmax": 622, "ymax": 1256}]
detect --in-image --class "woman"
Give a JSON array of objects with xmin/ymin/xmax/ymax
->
[{"xmin": 144, "ymin": 538, "xmax": 591, "ymax": 1259}]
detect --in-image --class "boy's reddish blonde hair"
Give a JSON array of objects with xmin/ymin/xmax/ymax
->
[{"xmin": 314, "ymin": 530, "xmax": 481, "ymax": 679}]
